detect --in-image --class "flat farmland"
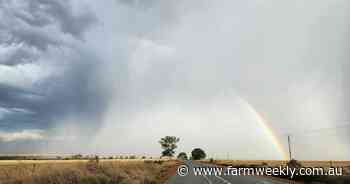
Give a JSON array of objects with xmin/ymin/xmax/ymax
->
[
  {"xmin": 211, "ymin": 160, "xmax": 350, "ymax": 168},
  {"xmin": 0, "ymin": 159, "xmax": 178, "ymax": 184},
  {"xmin": 206, "ymin": 160, "xmax": 350, "ymax": 178},
  {"xmin": 0, "ymin": 159, "xmax": 152, "ymax": 166}
]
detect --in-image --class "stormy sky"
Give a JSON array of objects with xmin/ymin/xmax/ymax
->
[{"xmin": 0, "ymin": 0, "xmax": 349, "ymax": 160}]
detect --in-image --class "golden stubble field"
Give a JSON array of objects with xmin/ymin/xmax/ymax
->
[{"xmin": 0, "ymin": 159, "xmax": 179, "ymax": 184}]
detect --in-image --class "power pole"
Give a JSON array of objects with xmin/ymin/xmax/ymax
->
[{"xmin": 288, "ymin": 135, "xmax": 292, "ymax": 161}]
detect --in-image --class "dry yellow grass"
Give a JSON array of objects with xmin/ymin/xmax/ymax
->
[
  {"xmin": 206, "ymin": 160, "xmax": 350, "ymax": 183},
  {"xmin": 211, "ymin": 160, "xmax": 350, "ymax": 168},
  {"xmin": 0, "ymin": 159, "xmax": 177, "ymax": 184},
  {"xmin": 209, "ymin": 160, "xmax": 350, "ymax": 176},
  {"xmin": 0, "ymin": 159, "xmax": 155, "ymax": 166}
]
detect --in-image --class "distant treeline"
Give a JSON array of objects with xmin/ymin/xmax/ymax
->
[
  {"xmin": 0, "ymin": 156, "xmax": 46, "ymax": 160},
  {"xmin": 0, "ymin": 154, "xmax": 153, "ymax": 160}
]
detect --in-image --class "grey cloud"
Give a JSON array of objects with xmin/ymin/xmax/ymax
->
[
  {"xmin": 0, "ymin": 129, "xmax": 44, "ymax": 142},
  {"xmin": 0, "ymin": 59, "xmax": 111, "ymax": 132},
  {"xmin": 0, "ymin": 0, "xmax": 96, "ymax": 38},
  {"xmin": 0, "ymin": 0, "xmax": 103, "ymax": 135},
  {"xmin": 7, "ymin": 27, "xmax": 60, "ymax": 51},
  {"xmin": 0, "ymin": 0, "xmax": 96, "ymax": 67},
  {"xmin": 34, "ymin": 0, "xmax": 97, "ymax": 38},
  {"xmin": 0, "ymin": 84, "xmax": 44, "ymax": 130},
  {"xmin": 0, "ymin": 84, "xmax": 43, "ymax": 109},
  {"xmin": 0, "ymin": 46, "xmax": 39, "ymax": 66}
]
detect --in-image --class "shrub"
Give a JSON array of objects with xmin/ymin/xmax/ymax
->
[
  {"xmin": 129, "ymin": 155, "xmax": 136, "ymax": 159},
  {"xmin": 177, "ymin": 152, "xmax": 188, "ymax": 160},
  {"xmin": 191, "ymin": 148, "xmax": 206, "ymax": 160},
  {"xmin": 209, "ymin": 158, "xmax": 214, "ymax": 163}
]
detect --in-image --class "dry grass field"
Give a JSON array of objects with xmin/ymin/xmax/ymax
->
[
  {"xmin": 0, "ymin": 159, "xmax": 179, "ymax": 184},
  {"xmin": 210, "ymin": 160, "xmax": 350, "ymax": 175},
  {"xmin": 0, "ymin": 159, "xmax": 157, "ymax": 166},
  {"xmin": 1, "ymin": 159, "xmax": 349, "ymax": 184},
  {"xmin": 211, "ymin": 160, "xmax": 350, "ymax": 169},
  {"xmin": 207, "ymin": 160, "xmax": 350, "ymax": 184}
]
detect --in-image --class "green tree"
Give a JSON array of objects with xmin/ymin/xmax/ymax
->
[
  {"xmin": 159, "ymin": 136, "xmax": 180, "ymax": 157},
  {"xmin": 72, "ymin": 154, "xmax": 83, "ymax": 160},
  {"xmin": 177, "ymin": 152, "xmax": 188, "ymax": 160},
  {"xmin": 191, "ymin": 148, "xmax": 206, "ymax": 160}
]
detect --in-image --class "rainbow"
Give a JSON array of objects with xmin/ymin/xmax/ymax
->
[{"xmin": 239, "ymin": 97, "xmax": 289, "ymax": 160}]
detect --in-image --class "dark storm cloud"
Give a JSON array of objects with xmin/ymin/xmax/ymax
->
[
  {"xmin": 0, "ymin": 84, "xmax": 43, "ymax": 130},
  {"xmin": 35, "ymin": 58, "xmax": 112, "ymax": 125},
  {"xmin": 0, "ymin": 57, "xmax": 111, "ymax": 133},
  {"xmin": 0, "ymin": 0, "xmax": 104, "ymax": 134},
  {"xmin": 0, "ymin": 0, "xmax": 96, "ymax": 65},
  {"xmin": 0, "ymin": 84, "xmax": 42, "ymax": 109},
  {"xmin": 0, "ymin": 47, "xmax": 39, "ymax": 66},
  {"xmin": 32, "ymin": 0, "xmax": 97, "ymax": 38},
  {"xmin": 0, "ymin": 0, "xmax": 96, "ymax": 39}
]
